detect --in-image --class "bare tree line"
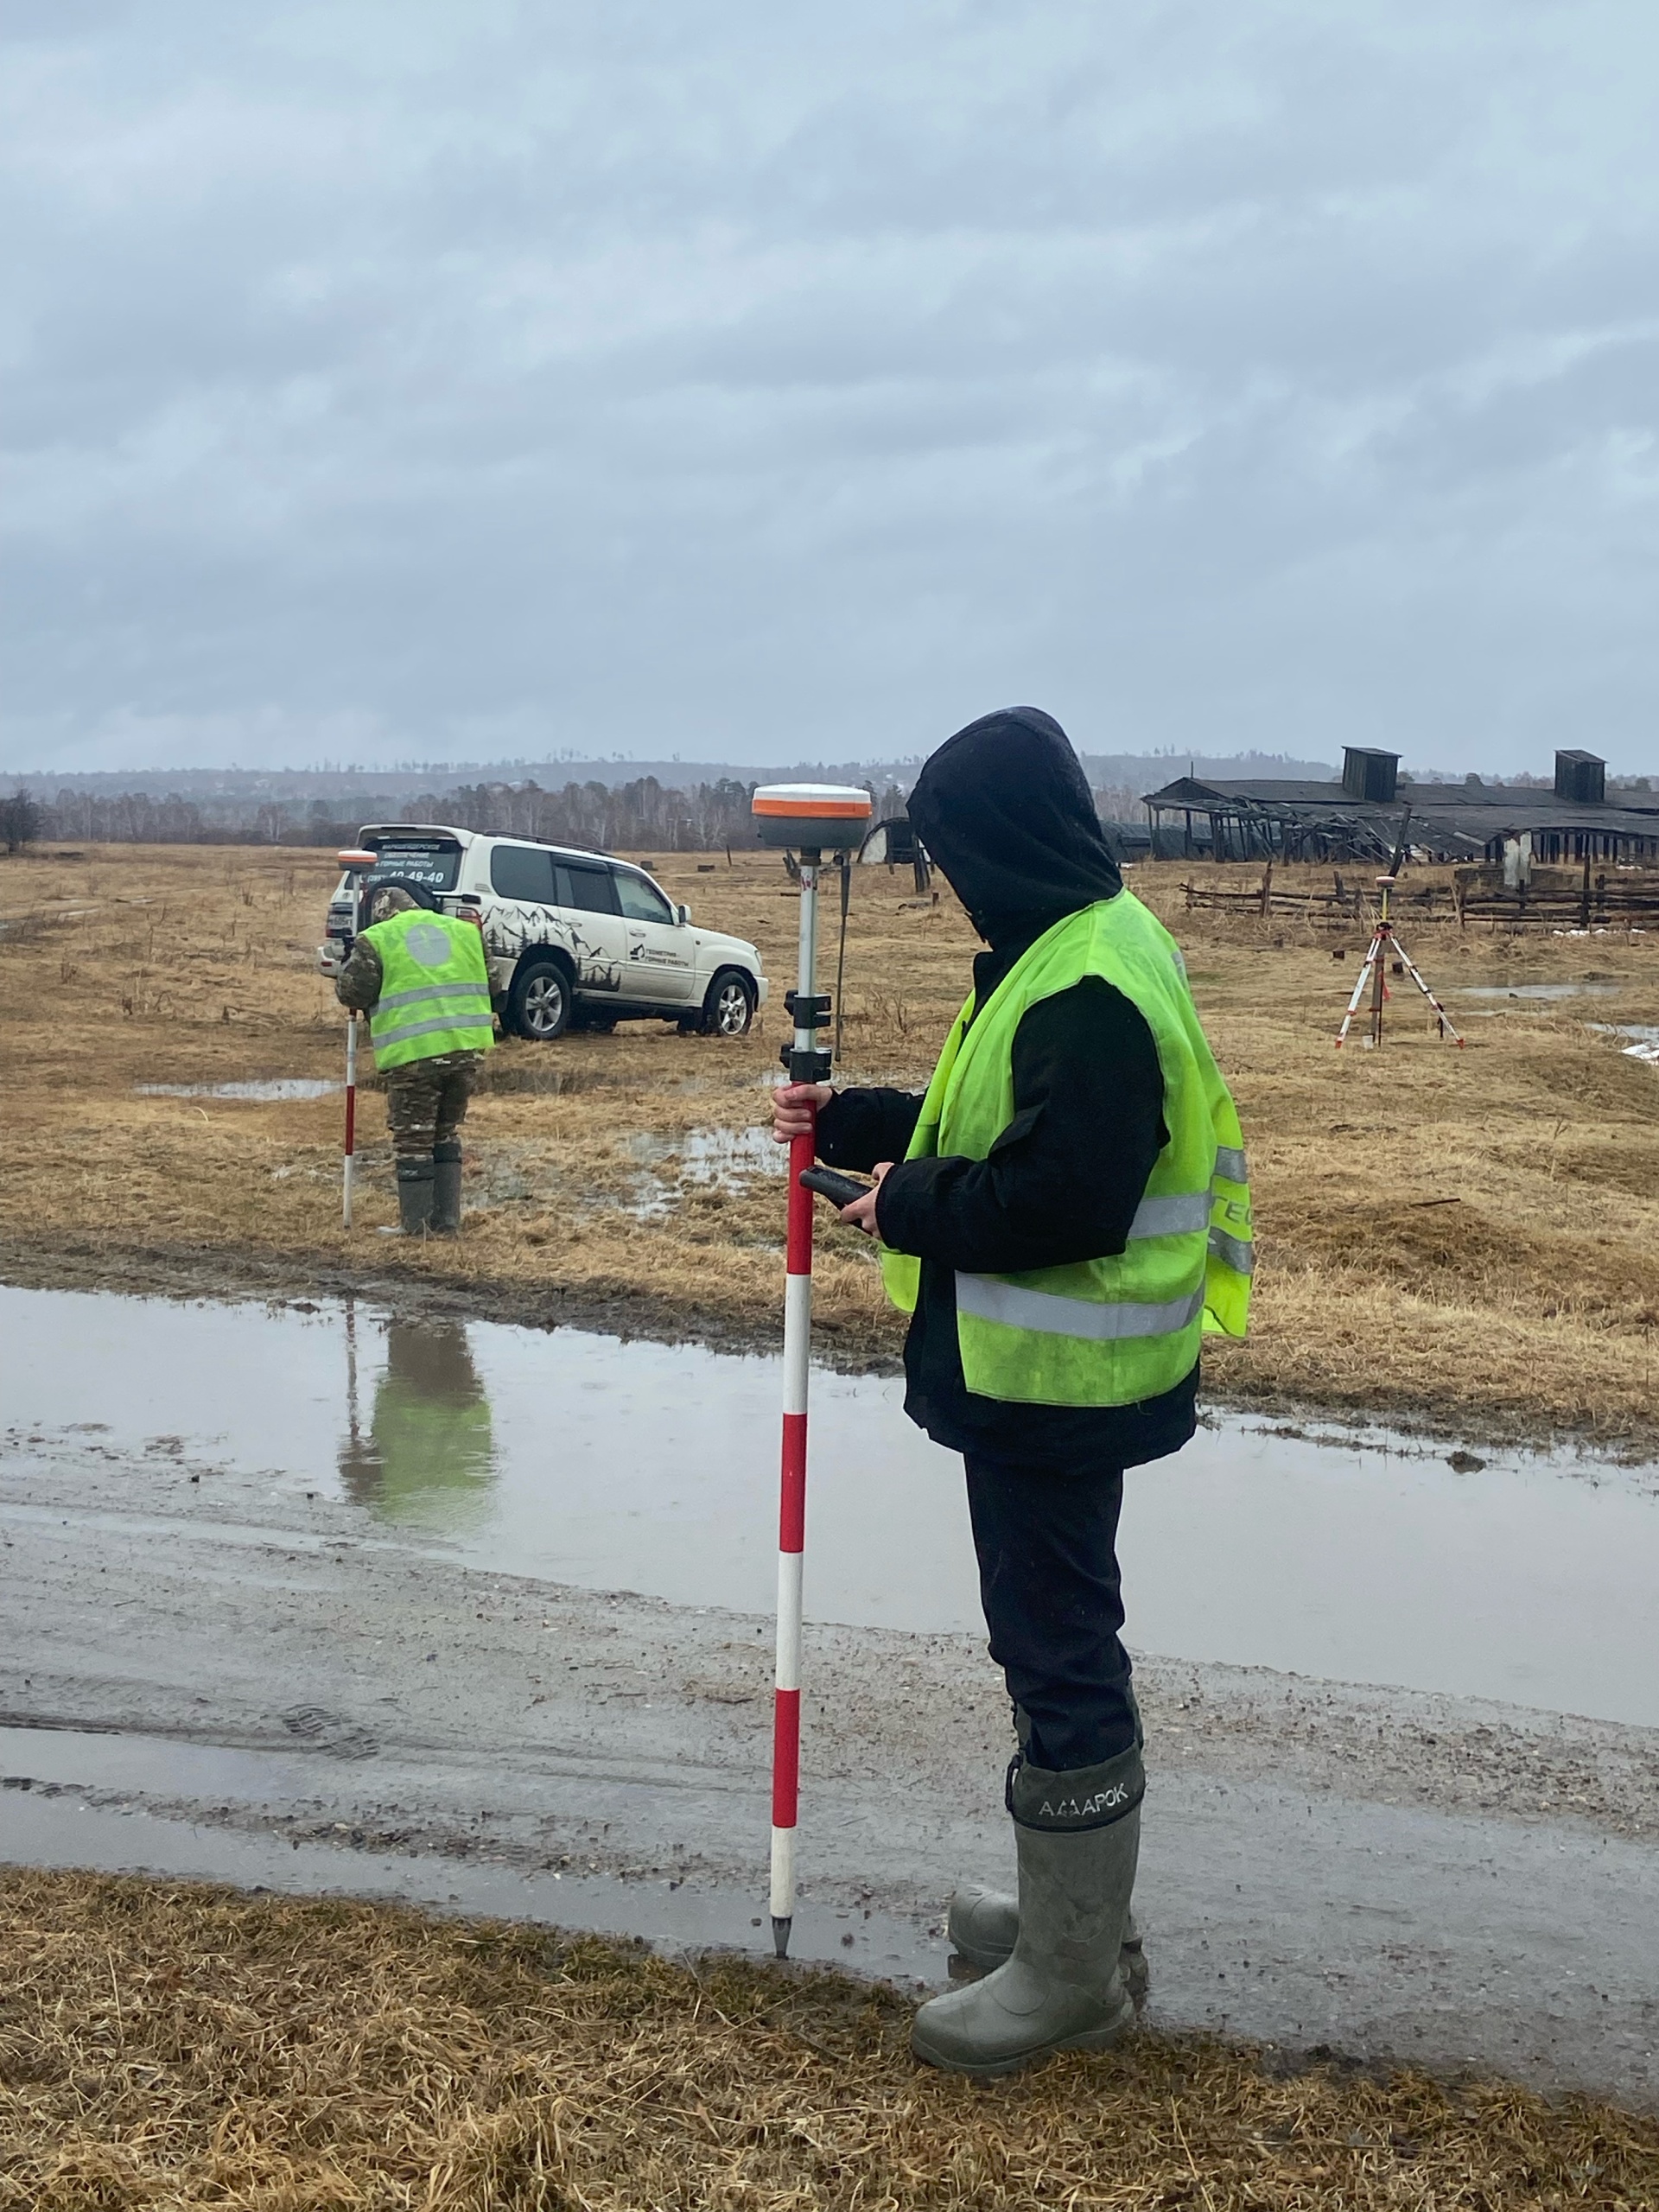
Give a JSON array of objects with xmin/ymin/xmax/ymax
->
[{"xmin": 10, "ymin": 775, "xmax": 911, "ymax": 854}]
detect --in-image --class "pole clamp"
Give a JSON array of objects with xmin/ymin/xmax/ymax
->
[
  {"xmin": 785, "ymin": 990, "xmax": 831, "ymax": 1029},
  {"xmin": 780, "ymin": 1043, "xmax": 833, "ymax": 1083}
]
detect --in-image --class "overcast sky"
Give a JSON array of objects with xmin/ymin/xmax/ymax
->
[{"xmin": 3, "ymin": 1, "xmax": 1656, "ymax": 778}]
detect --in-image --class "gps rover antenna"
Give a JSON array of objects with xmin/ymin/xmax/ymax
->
[
  {"xmin": 751, "ymin": 783, "xmax": 872, "ymax": 1958},
  {"xmin": 336, "ymin": 850, "xmax": 378, "ymax": 1227}
]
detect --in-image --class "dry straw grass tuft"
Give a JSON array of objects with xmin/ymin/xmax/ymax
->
[{"xmin": 3, "ymin": 1870, "xmax": 1655, "ymax": 2209}]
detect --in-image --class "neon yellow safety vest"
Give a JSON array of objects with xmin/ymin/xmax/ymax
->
[
  {"xmin": 367, "ymin": 1373, "xmax": 495, "ymax": 1534},
  {"xmin": 880, "ymin": 893, "xmax": 1252, "ymax": 1408},
  {"xmin": 360, "ymin": 908, "xmax": 495, "ymax": 1071}
]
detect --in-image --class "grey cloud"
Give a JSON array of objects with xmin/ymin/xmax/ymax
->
[{"xmin": 3, "ymin": 0, "xmax": 1657, "ymax": 773}]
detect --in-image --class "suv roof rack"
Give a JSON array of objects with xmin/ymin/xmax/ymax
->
[{"xmin": 359, "ymin": 823, "xmax": 621, "ymax": 864}]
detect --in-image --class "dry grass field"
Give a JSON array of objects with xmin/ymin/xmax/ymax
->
[
  {"xmin": 4, "ymin": 841, "xmax": 1659, "ymax": 1451},
  {"xmin": 4, "ymin": 1869, "xmax": 1655, "ymax": 2210}
]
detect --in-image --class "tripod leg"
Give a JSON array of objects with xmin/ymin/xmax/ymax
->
[
  {"xmin": 1336, "ymin": 933, "xmax": 1383, "ymax": 1048},
  {"xmin": 1390, "ymin": 932, "xmax": 1465, "ymax": 1045}
]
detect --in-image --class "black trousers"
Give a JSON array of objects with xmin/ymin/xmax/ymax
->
[{"xmin": 963, "ymin": 1452, "xmax": 1137, "ymax": 1772}]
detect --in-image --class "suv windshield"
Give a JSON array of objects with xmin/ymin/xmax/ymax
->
[
  {"xmin": 365, "ymin": 836, "xmax": 461, "ymax": 892},
  {"xmin": 614, "ymin": 872, "xmax": 675, "ymax": 925}
]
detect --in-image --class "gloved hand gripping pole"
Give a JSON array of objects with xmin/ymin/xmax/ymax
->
[{"xmin": 751, "ymin": 784, "xmax": 872, "ymax": 1960}]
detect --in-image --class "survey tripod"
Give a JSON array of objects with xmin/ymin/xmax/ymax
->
[
  {"xmin": 1334, "ymin": 813, "xmax": 1462, "ymax": 1050},
  {"xmin": 751, "ymin": 783, "xmax": 873, "ymax": 1958}
]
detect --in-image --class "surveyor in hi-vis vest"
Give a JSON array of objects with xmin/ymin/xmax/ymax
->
[
  {"xmin": 772, "ymin": 708, "xmax": 1250, "ymax": 2076},
  {"xmin": 334, "ymin": 886, "xmax": 494, "ymax": 1235}
]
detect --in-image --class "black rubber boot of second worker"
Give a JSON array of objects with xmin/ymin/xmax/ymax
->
[
  {"xmin": 430, "ymin": 1141, "xmax": 462, "ymax": 1235},
  {"xmin": 395, "ymin": 1157, "xmax": 436, "ymax": 1236}
]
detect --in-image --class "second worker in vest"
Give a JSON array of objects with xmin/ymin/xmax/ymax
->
[
  {"xmin": 334, "ymin": 886, "xmax": 495, "ymax": 1236},
  {"xmin": 772, "ymin": 708, "xmax": 1251, "ymax": 2076}
]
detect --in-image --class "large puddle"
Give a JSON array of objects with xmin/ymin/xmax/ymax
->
[
  {"xmin": 1453, "ymin": 981, "xmax": 1626, "ymax": 1002},
  {"xmin": 1589, "ymin": 1022, "xmax": 1659, "ymax": 1065},
  {"xmin": 3, "ymin": 1286, "xmax": 1657, "ymax": 1727},
  {"xmin": 0, "ymin": 1730, "xmax": 938, "ymax": 1984}
]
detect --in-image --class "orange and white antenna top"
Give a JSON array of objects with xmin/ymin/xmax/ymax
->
[
  {"xmin": 337, "ymin": 849, "xmax": 379, "ymax": 870},
  {"xmin": 751, "ymin": 783, "xmax": 873, "ymax": 850}
]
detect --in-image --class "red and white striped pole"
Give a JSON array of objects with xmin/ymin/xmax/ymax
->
[
  {"xmin": 343, "ymin": 1012, "xmax": 359, "ymax": 1227},
  {"xmin": 337, "ymin": 850, "xmax": 378, "ymax": 1231},
  {"xmin": 752, "ymin": 784, "xmax": 871, "ymax": 1959},
  {"xmin": 772, "ymin": 853, "xmax": 821, "ymax": 1955}
]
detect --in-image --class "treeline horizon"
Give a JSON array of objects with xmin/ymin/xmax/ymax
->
[
  {"xmin": 13, "ymin": 773, "xmax": 915, "ymax": 853},
  {"xmin": 11, "ymin": 757, "xmax": 1656, "ymax": 855}
]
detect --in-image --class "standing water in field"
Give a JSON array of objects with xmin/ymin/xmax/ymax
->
[{"xmin": 3, "ymin": 1284, "xmax": 1657, "ymax": 1727}]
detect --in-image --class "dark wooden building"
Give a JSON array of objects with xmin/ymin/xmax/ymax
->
[{"xmin": 1141, "ymin": 749, "xmax": 1659, "ymax": 864}]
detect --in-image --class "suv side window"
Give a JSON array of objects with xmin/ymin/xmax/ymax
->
[
  {"xmin": 556, "ymin": 862, "xmax": 621, "ymax": 915},
  {"xmin": 491, "ymin": 845, "xmax": 557, "ymax": 904},
  {"xmin": 614, "ymin": 871, "xmax": 675, "ymax": 925}
]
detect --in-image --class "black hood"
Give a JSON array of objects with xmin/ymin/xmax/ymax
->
[{"xmin": 906, "ymin": 706, "xmax": 1122, "ymax": 944}]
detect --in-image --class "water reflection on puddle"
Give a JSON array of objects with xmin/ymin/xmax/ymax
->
[
  {"xmin": 623, "ymin": 1125, "xmax": 785, "ymax": 1215},
  {"xmin": 3, "ymin": 1287, "xmax": 1657, "ymax": 1728},
  {"xmin": 136, "ymin": 1079, "xmax": 342, "ymax": 1102},
  {"xmin": 1454, "ymin": 982, "xmax": 1625, "ymax": 1002}
]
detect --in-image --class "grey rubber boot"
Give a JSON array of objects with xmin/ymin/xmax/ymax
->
[
  {"xmin": 949, "ymin": 1692, "xmax": 1147, "ymax": 1999},
  {"xmin": 394, "ymin": 1157, "xmax": 435, "ymax": 1236},
  {"xmin": 430, "ymin": 1141, "xmax": 463, "ymax": 1236},
  {"xmin": 948, "ymin": 1892, "xmax": 1149, "ymax": 2005},
  {"xmin": 912, "ymin": 1745, "xmax": 1142, "ymax": 2077}
]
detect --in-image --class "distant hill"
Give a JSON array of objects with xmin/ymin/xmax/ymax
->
[
  {"xmin": 1080, "ymin": 752, "xmax": 1336, "ymax": 789},
  {"xmin": 10, "ymin": 747, "xmax": 1345, "ymax": 848},
  {"xmin": 15, "ymin": 748, "xmax": 1336, "ymax": 808}
]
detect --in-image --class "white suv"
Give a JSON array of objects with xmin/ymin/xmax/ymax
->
[{"xmin": 319, "ymin": 824, "xmax": 768, "ymax": 1041}]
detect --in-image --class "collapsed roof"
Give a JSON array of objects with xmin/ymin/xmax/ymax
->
[{"xmin": 1140, "ymin": 749, "xmax": 1659, "ymax": 863}]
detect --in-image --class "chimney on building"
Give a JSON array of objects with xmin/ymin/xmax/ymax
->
[
  {"xmin": 1554, "ymin": 750, "xmax": 1605, "ymax": 805},
  {"xmin": 1341, "ymin": 747, "xmax": 1399, "ymax": 804}
]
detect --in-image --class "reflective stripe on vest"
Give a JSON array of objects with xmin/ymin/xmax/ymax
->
[
  {"xmin": 376, "ymin": 979, "xmax": 499, "ymax": 1015},
  {"xmin": 373, "ymin": 1006, "xmax": 492, "ymax": 1048},
  {"xmin": 1128, "ymin": 1192, "xmax": 1211, "ymax": 1238},
  {"xmin": 957, "ymin": 1274, "xmax": 1205, "ymax": 1341}
]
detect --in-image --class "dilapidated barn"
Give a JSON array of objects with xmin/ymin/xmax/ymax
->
[{"xmin": 1141, "ymin": 748, "xmax": 1659, "ymax": 865}]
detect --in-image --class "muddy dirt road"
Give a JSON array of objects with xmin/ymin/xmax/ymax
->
[{"xmin": 3, "ymin": 1286, "xmax": 1656, "ymax": 2109}]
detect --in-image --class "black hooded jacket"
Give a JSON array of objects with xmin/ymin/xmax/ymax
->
[{"xmin": 815, "ymin": 707, "xmax": 1198, "ymax": 1470}]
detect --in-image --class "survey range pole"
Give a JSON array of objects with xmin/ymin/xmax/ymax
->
[
  {"xmin": 336, "ymin": 849, "xmax": 378, "ymax": 1230},
  {"xmin": 343, "ymin": 1010, "xmax": 359, "ymax": 1227},
  {"xmin": 751, "ymin": 783, "xmax": 873, "ymax": 1959}
]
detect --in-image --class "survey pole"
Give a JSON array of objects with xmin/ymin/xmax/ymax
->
[
  {"xmin": 343, "ymin": 1013, "xmax": 359, "ymax": 1227},
  {"xmin": 773, "ymin": 848, "xmax": 819, "ymax": 1952},
  {"xmin": 751, "ymin": 784, "xmax": 872, "ymax": 1959},
  {"xmin": 336, "ymin": 849, "xmax": 378, "ymax": 1229}
]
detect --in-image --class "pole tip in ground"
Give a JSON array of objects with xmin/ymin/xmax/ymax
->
[{"xmin": 771, "ymin": 1916, "xmax": 792, "ymax": 1959}]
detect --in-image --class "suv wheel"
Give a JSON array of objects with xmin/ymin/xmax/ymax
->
[
  {"xmin": 702, "ymin": 969, "xmax": 755, "ymax": 1039},
  {"xmin": 509, "ymin": 957, "xmax": 572, "ymax": 1041}
]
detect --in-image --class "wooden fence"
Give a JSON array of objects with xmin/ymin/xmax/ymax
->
[{"xmin": 1178, "ymin": 860, "xmax": 1659, "ymax": 931}]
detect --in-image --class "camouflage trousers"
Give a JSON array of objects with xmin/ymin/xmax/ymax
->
[{"xmin": 385, "ymin": 1051, "xmax": 482, "ymax": 1160}]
